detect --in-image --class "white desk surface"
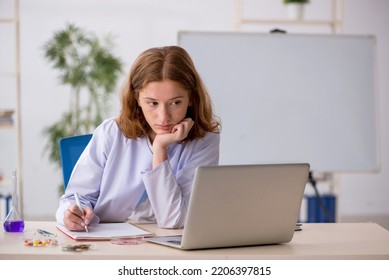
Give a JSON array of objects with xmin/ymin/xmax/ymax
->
[{"xmin": 1, "ymin": 221, "xmax": 388, "ymax": 260}]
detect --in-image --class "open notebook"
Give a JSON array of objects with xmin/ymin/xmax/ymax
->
[
  {"xmin": 147, "ymin": 163, "xmax": 310, "ymax": 250},
  {"xmin": 56, "ymin": 222, "xmax": 153, "ymax": 241}
]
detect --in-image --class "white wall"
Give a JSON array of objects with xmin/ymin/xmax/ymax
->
[
  {"xmin": 338, "ymin": 0, "xmax": 389, "ymax": 220},
  {"xmin": 2, "ymin": 0, "xmax": 388, "ymax": 222}
]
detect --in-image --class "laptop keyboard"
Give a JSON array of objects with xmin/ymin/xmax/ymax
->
[{"xmin": 167, "ymin": 240, "xmax": 182, "ymax": 245}]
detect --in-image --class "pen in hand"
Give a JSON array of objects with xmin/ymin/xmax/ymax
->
[{"xmin": 74, "ymin": 192, "xmax": 89, "ymax": 232}]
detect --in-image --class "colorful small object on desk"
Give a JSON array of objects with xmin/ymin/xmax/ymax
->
[
  {"xmin": 23, "ymin": 238, "xmax": 58, "ymax": 247},
  {"xmin": 111, "ymin": 236, "xmax": 144, "ymax": 245}
]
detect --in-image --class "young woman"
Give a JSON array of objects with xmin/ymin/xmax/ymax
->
[{"xmin": 55, "ymin": 46, "xmax": 221, "ymax": 230}]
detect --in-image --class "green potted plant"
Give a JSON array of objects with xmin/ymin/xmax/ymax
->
[
  {"xmin": 42, "ymin": 23, "xmax": 123, "ymax": 193},
  {"xmin": 283, "ymin": 0, "xmax": 310, "ymax": 20}
]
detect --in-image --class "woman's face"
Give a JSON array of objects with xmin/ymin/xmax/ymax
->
[{"xmin": 138, "ymin": 80, "xmax": 191, "ymax": 140}]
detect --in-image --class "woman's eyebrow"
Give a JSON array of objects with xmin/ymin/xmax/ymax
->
[
  {"xmin": 168, "ymin": 96, "xmax": 185, "ymax": 101},
  {"xmin": 142, "ymin": 96, "xmax": 185, "ymax": 101}
]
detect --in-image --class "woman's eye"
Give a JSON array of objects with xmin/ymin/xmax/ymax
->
[
  {"xmin": 147, "ymin": 101, "xmax": 158, "ymax": 107},
  {"xmin": 170, "ymin": 100, "xmax": 182, "ymax": 106}
]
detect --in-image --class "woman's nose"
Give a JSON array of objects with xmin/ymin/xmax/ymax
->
[{"xmin": 158, "ymin": 104, "xmax": 171, "ymax": 122}]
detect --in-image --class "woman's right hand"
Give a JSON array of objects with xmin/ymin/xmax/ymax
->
[{"xmin": 63, "ymin": 204, "xmax": 95, "ymax": 231}]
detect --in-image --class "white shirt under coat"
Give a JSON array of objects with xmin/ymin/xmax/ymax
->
[{"xmin": 55, "ymin": 118, "xmax": 220, "ymax": 228}]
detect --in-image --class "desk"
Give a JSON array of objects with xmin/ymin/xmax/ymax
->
[{"xmin": 1, "ymin": 221, "xmax": 388, "ymax": 260}]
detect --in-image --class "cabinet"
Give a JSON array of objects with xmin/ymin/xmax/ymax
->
[
  {"xmin": 0, "ymin": 0, "xmax": 23, "ymax": 218},
  {"xmin": 233, "ymin": 0, "xmax": 343, "ymax": 34}
]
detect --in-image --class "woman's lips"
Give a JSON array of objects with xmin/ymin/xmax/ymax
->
[{"xmin": 155, "ymin": 124, "xmax": 173, "ymax": 132}]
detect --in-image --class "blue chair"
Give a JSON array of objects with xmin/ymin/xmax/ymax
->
[{"xmin": 58, "ymin": 134, "xmax": 92, "ymax": 189}]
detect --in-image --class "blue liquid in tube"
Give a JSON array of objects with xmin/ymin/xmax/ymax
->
[
  {"xmin": 3, "ymin": 220, "xmax": 25, "ymax": 232},
  {"xmin": 3, "ymin": 170, "xmax": 25, "ymax": 233}
]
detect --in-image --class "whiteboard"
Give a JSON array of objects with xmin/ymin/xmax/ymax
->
[{"xmin": 178, "ymin": 31, "xmax": 379, "ymax": 172}]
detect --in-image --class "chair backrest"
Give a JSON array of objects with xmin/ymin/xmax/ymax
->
[{"xmin": 58, "ymin": 134, "xmax": 92, "ymax": 189}]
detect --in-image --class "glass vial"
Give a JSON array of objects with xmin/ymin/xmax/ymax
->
[{"xmin": 3, "ymin": 170, "xmax": 24, "ymax": 232}]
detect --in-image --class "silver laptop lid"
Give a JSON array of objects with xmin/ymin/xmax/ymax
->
[{"xmin": 181, "ymin": 163, "xmax": 310, "ymax": 250}]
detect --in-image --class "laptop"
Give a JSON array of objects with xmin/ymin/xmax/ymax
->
[{"xmin": 147, "ymin": 163, "xmax": 310, "ymax": 250}]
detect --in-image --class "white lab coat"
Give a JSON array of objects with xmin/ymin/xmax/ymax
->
[{"xmin": 55, "ymin": 118, "xmax": 220, "ymax": 228}]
